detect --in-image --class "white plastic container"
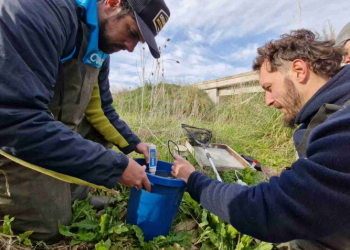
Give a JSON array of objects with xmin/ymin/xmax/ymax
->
[
  {"xmin": 148, "ymin": 144, "xmax": 157, "ymax": 174},
  {"xmin": 177, "ymin": 145, "xmax": 188, "ymax": 158}
]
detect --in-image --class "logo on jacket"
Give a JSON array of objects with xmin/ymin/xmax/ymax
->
[
  {"xmin": 90, "ymin": 53, "xmax": 104, "ymax": 66},
  {"xmin": 153, "ymin": 10, "xmax": 169, "ymax": 34}
]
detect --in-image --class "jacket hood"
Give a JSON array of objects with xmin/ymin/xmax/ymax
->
[
  {"xmin": 74, "ymin": 0, "xmax": 108, "ymax": 68},
  {"xmin": 295, "ymin": 65, "xmax": 350, "ymax": 125}
]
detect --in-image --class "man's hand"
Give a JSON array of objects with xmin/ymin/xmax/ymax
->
[
  {"xmin": 136, "ymin": 142, "xmax": 160, "ymax": 164},
  {"xmin": 171, "ymin": 154, "xmax": 195, "ymax": 183},
  {"xmin": 119, "ymin": 158, "xmax": 151, "ymax": 192}
]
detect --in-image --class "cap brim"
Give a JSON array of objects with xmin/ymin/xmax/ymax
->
[{"xmin": 135, "ymin": 12, "xmax": 160, "ymax": 59}]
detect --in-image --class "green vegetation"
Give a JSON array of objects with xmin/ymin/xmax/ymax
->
[
  {"xmin": 1, "ymin": 83, "xmax": 296, "ymax": 249},
  {"xmin": 222, "ymin": 167, "xmax": 262, "ymax": 186},
  {"xmin": 2, "ymin": 179, "xmax": 274, "ymax": 250},
  {"xmin": 113, "ymin": 83, "xmax": 295, "ymax": 172}
]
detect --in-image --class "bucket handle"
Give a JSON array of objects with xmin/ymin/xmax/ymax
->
[{"xmin": 168, "ymin": 140, "xmax": 188, "ymax": 160}]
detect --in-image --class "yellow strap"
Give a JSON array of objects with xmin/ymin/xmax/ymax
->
[
  {"xmin": 85, "ymin": 81, "xmax": 129, "ymax": 148},
  {"xmin": 0, "ymin": 149, "xmax": 110, "ymax": 192}
]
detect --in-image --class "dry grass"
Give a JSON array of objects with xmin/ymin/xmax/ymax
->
[
  {"xmin": 322, "ymin": 20, "xmax": 336, "ymax": 41},
  {"xmin": 0, "ymin": 170, "xmax": 11, "ymax": 197}
]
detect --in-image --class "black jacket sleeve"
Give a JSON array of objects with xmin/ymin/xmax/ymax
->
[{"xmin": 0, "ymin": 0, "xmax": 128, "ymax": 189}]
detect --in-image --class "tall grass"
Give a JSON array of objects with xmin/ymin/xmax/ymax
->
[
  {"xmin": 113, "ymin": 39, "xmax": 295, "ymax": 174},
  {"xmin": 113, "ymin": 83, "xmax": 296, "ymax": 173}
]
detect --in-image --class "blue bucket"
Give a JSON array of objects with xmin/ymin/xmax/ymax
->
[{"xmin": 126, "ymin": 159, "xmax": 186, "ymax": 241}]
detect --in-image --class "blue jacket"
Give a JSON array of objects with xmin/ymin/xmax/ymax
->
[
  {"xmin": 187, "ymin": 65, "xmax": 350, "ymax": 243},
  {"xmin": 0, "ymin": 0, "xmax": 140, "ymax": 189}
]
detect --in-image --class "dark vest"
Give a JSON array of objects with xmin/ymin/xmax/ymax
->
[
  {"xmin": 48, "ymin": 21, "xmax": 100, "ymax": 132},
  {"xmin": 296, "ymin": 100, "xmax": 350, "ymax": 157},
  {"xmin": 291, "ymin": 100, "xmax": 350, "ymax": 250}
]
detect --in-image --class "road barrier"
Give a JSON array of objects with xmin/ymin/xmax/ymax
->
[{"xmin": 193, "ymin": 71, "xmax": 261, "ymax": 104}]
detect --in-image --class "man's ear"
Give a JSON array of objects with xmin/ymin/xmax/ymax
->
[
  {"xmin": 291, "ymin": 59, "xmax": 309, "ymax": 85},
  {"xmin": 104, "ymin": 0, "xmax": 121, "ymax": 10}
]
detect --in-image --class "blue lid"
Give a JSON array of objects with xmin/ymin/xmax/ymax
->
[{"xmin": 135, "ymin": 158, "xmax": 186, "ymax": 188}]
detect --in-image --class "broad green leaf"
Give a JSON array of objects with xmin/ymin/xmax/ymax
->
[
  {"xmin": 104, "ymin": 206, "xmax": 113, "ymax": 217},
  {"xmin": 58, "ymin": 222, "xmax": 76, "ymax": 237},
  {"xmin": 210, "ymin": 214, "xmax": 220, "ymax": 226},
  {"xmin": 99, "ymin": 214, "xmax": 108, "ymax": 234},
  {"xmin": 218, "ymin": 222, "xmax": 226, "ymax": 238},
  {"xmin": 109, "ymin": 221, "xmax": 124, "ymax": 229},
  {"xmin": 198, "ymin": 210, "xmax": 208, "ymax": 228},
  {"xmin": 235, "ymin": 242, "xmax": 244, "ymax": 250},
  {"xmin": 77, "ymin": 232, "xmax": 96, "ymax": 241},
  {"xmin": 116, "ymin": 225, "xmax": 129, "ymax": 234},
  {"xmin": 78, "ymin": 227, "xmax": 88, "ymax": 235},
  {"xmin": 182, "ymin": 192, "xmax": 202, "ymax": 216},
  {"xmin": 104, "ymin": 238, "xmax": 112, "ymax": 249},
  {"xmin": 95, "ymin": 239, "xmax": 111, "ymax": 250},
  {"xmin": 108, "ymin": 225, "xmax": 129, "ymax": 235},
  {"xmin": 108, "ymin": 227, "xmax": 115, "ymax": 234},
  {"xmin": 131, "ymin": 225, "xmax": 144, "ymax": 247},
  {"xmin": 159, "ymin": 231, "xmax": 193, "ymax": 249},
  {"xmin": 19, "ymin": 231, "xmax": 33, "ymax": 246},
  {"xmin": 208, "ymin": 231, "xmax": 219, "ymax": 248},
  {"xmin": 148, "ymin": 235, "xmax": 166, "ymax": 244},
  {"xmin": 179, "ymin": 204, "xmax": 192, "ymax": 216},
  {"xmin": 110, "ymin": 243, "xmax": 123, "ymax": 250},
  {"xmin": 196, "ymin": 227, "xmax": 211, "ymax": 245},
  {"xmin": 251, "ymin": 242, "xmax": 274, "ymax": 250},
  {"xmin": 3, "ymin": 215, "xmax": 14, "ymax": 235},
  {"xmin": 23, "ymin": 238, "xmax": 32, "ymax": 246},
  {"xmin": 200, "ymin": 241, "xmax": 213, "ymax": 250},
  {"xmin": 95, "ymin": 240, "xmax": 109, "ymax": 250},
  {"xmin": 72, "ymin": 198, "xmax": 93, "ymax": 222},
  {"xmin": 19, "ymin": 231, "xmax": 33, "ymax": 238},
  {"xmin": 70, "ymin": 239, "xmax": 83, "ymax": 245},
  {"xmin": 226, "ymin": 225, "xmax": 239, "ymax": 240},
  {"xmin": 241, "ymin": 235, "xmax": 252, "ymax": 247}
]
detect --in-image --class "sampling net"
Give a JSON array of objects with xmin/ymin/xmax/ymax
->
[{"xmin": 181, "ymin": 124, "xmax": 212, "ymax": 148}]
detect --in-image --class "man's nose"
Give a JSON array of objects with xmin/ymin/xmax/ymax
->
[
  {"xmin": 124, "ymin": 39, "xmax": 139, "ymax": 53},
  {"xmin": 345, "ymin": 56, "xmax": 350, "ymax": 64},
  {"xmin": 265, "ymin": 92, "xmax": 274, "ymax": 106}
]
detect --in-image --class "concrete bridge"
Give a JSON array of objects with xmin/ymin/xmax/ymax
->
[{"xmin": 192, "ymin": 71, "xmax": 262, "ymax": 104}]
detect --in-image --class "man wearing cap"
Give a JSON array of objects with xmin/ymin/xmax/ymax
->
[
  {"xmin": 336, "ymin": 22, "xmax": 350, "ymax": 64},
  {"xmin": 0, "ymin": 0, "xmax": 169, "ymax": 243}
]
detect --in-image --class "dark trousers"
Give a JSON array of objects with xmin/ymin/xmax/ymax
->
[
  {"xmin": 288, "ymin": 236, "xmax": 350, "ymax": 250},
  {"xmin": 0, "ymin": 118, "xmax": 113, "ymax": 243}
]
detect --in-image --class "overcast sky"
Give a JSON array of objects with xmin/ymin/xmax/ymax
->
[{"xmin": 109, "ymin": 0, "xmax": 350, "ymax": 91}]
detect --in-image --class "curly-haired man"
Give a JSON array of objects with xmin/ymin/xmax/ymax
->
[{"xmin": 172, "ymin": 29, "xmax": 350, "ymax": 250}]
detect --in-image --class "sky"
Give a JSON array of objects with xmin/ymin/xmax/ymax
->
[{"xmin": 108, "ymin": 0, "xmax": 350, "ymax": 91}]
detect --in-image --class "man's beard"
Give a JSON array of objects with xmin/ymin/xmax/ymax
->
[
  {"xmin": 281, "ymin": 76, "xmax": 303, "ymax": 128},
  {"xmin": 98, "ymin": 18, "xmax": 125, "ymax": 54}
]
